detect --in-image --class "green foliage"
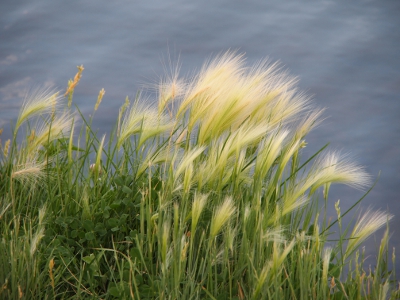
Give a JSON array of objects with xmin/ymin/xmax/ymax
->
[{"xmin": 0, "ymin": 52, "xmax": 399, "ymax": 299}]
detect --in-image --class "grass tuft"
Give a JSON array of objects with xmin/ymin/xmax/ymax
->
[{"xmin": 0, "ymin": 52, "xmax": 398, "ymax": 299}]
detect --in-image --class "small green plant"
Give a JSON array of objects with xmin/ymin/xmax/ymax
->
[{"xmin": 0, "ymin": 52, "xmax": 398, "ymax": 299}]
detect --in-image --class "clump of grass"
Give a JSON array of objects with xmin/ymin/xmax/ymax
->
[{"xmin": 0, "ymin": 53, "xmax": 399, "ymax": 299}]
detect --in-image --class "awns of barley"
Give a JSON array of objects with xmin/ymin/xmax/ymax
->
[
  {"xmin": 173, "ymin": 52, "xmax": 309, "ymax": 144},
  {"xmin": 152, "ymin": 51, "xmax": 377, "ymax": 205},
  {"xmin": 16, "ymin": 89, "xmax": 61, "ymax": 132},
  {"xmin": 0, "ymin": 51, "xmax": 396, "ymax": 299},
  {"xmin": 11, "ymin": 158, "xmax": 46, "ymax": 186}
]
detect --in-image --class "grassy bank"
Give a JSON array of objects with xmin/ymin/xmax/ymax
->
[{"xmin": 0, "ymin": 52, "xmax": 398, "ymax": 299}]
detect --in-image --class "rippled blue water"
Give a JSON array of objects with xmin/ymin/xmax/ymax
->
[{"xmin": 1, "ymin": 0, "xmax": 400, "ymax": 272}]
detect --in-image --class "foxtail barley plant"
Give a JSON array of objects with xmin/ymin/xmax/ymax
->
[{"xmin": 0, "ymin": 52, "xmax": 398, "ymax": 299}]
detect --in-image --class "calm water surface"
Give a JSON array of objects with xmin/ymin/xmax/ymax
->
[{"xmin": 1, "ymin": 0, "xmax": 400, "ymax": 271}]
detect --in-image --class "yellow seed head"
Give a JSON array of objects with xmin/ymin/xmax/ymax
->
[
  {"xmin": 16, "ymin": 89, "xmax": 61, "ymax": 131},
  {"xmin": 94, "ymin": 88, "xmax": 105, "ymax": 111},
  {"xmin": 49, "ymin": 258, "xmax": 55, "ymax": 289},
  {"xmin": 191, "ymin": 193, "xmax": 208, "ymax": 232},
  {"xmin": 330, "ymin": 277, "xmax": 336, "ymax": 289},
  {"xmin": 65, "ymin": 65, "xmax": 84, "ymax": 108},
  {"xmin": 345, "ymin": 210, "xmax": 393, "ymax": 259},
  {"xmin": 161, "ymin": 220, "xmax": 170, "ymax": 263},
  {"xmin": 28, "ymin": 113, "xmax": 74, "ymax": 154},
  {"xmin": 12, "ymin": 159, "xmax": 46, "ymax": 186},
  {"xmin": 322, "ymin": 247, "xmax": 332, "ymax": 282},
  {"xmin": 3, "ymin": 139, "xmax": 10, "ymax": 157},
  {"xmin": 118, "ymin": 104, "xmax": 173, "ymax": 148},
  {"xmin": 175, "ymin": 129, "xmax": 187, "ymax": 145},
  {"xmin": 64, "ymin": 65, "xmax": 84, "ymax": 97},
  {"xmin": 122, "ymin": 96, "xmax": 130, "ymax": 113},
  {"xmin": 18, "ymin": 285, "xmax": 23, "ymax": 299},
  {"xmin": 28, "ymin": 130, "xmax": 36, "ymax": 143},
  {"xmin": 30, "ymin": 227, "xmax": 45, "ymax": 257},
  {"xmin": 210, "ymin": 196, "xmax": 236, "ymax": 238},
  {"xmin": 178, "ymin": 234, "xmax": 190, "ymax": 262}
]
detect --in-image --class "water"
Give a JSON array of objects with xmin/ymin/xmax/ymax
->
[{"xmin": 1, "ymin": 0, "xmax": 400, "ymax": 272}]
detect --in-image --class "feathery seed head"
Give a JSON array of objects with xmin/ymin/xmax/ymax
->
[
  {"xmin": 136, "ymin": 145, "xmax": 175, "ymax": 179},
  {"xmin": 226, "ymin": 226, "xmax": 237, "ymax": 253},
  {"xmin": 276, "ymin": 139, "xmax": 302, "ymax": 176},
  {"xmin": 118, "ymin": 103, "xmax": 174, "ymax": 148},
  {"xmin": 175, "ymin": 51, "xmax": 311, "ymax": 147},
  {"xmin": 158, "ymin": 77, "xmax": 184, "ymax": 114},
  {"xmin": 94, "ymin": 88, "xmax": 105, "ymax": 111},
  {"xmin": 30, "ymin": 206, "xmax": 46, "ymax": 256},
  {"xmin": 346, "ymin": 210, "xmax": 393, "ymax": 258},
  {"xmin": 68, "ymin": 121, "xmax": 75, "ymax": 163},
  {"xmin": 11, "ymin": 158, "xmax": 46, "ymax": 186},
  {"xmin": 157, "ymin": 55, "xmax": 183, "ymax": 113},
  {"xmin": 322, "ymin": 247, "xmax": 332, "ymax": 282},
  {"xmin": 180, "ymin": 234, "xmax": 190, "ymax": 262},
  {"xmin": 30, "ymin": 227, "xmax": 45, "ymax": 257},
  {"xmin": 210, "ymin": 196, "xmax": 236, "ymax": 238},
  {"xmin": 263, "ymin": 227, "xmax": 287, "ymax": 244},
  {"xmin": 120, "ymin": 96, "xmax": 130, "ymax": 117},
  {"xmin": 254, "ymin": 130, "xmax": 289, "ymax": 180},
  {"xmin": 191, "ymin": 193, "xmax": 208, "ymax": 232},
  {"xmin": 175, "ymin": 146, "xmax": 206, "ymax": 179},
  {"xmin": 38, "ymin": 205, "xmax": 47, "ymax": 225},
  {"xmin": 16, "ymin": 89, "xmax": 61, "ymax": 132},
  {"xmin": 182, "ymin": 162, "xmax": 194, "ymax": 193},
  {"xmin": 29, "ymin": 112, "xmax": 74, "ymax": 153},
  {"xmin": 271, "ymin": 239, "xmax": 296, "ymax": 272},
  {"xmin": 309, "ymin": 152, "xmax": 371, "ymax": 194},
  {"xmin": 280, "ymin": 195, "xmax": 310, "ymax": 217},
  {"xmin": 161, "ymin": 220, "xmax": 170, "ymax": 263},
  {"xmin": 243, "ymin": 204, "xmax": 251, "ymax": 224},
  {"xmin": 93, "ymin": 134, "xmax": 106, "ymax": 177},
  {"xmin": 232, "ymin": 123, "xmax": 270, "ymax": 153},
  {"xmin": 295, "ymin": 108, "xmax": 325, "ymax": 140},
  {"xmin": 290, "ymin": 152, "xmax": 371, "ymax": 201},
  {"xmin": 177, "ymin": 52, "xmax": 244, "ymax": 120},
  {"xmin": 3, "ymin": 139, "xmax": 10, "ymax": 157},
  {"xmin": 175, "ymin": 129, "xmax": 187, "ymax": 145}
]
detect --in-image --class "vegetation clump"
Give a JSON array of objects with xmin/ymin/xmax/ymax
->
[{"xmin": 0, "ymin": 52, "xmax": 398, "ymax": 299}]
